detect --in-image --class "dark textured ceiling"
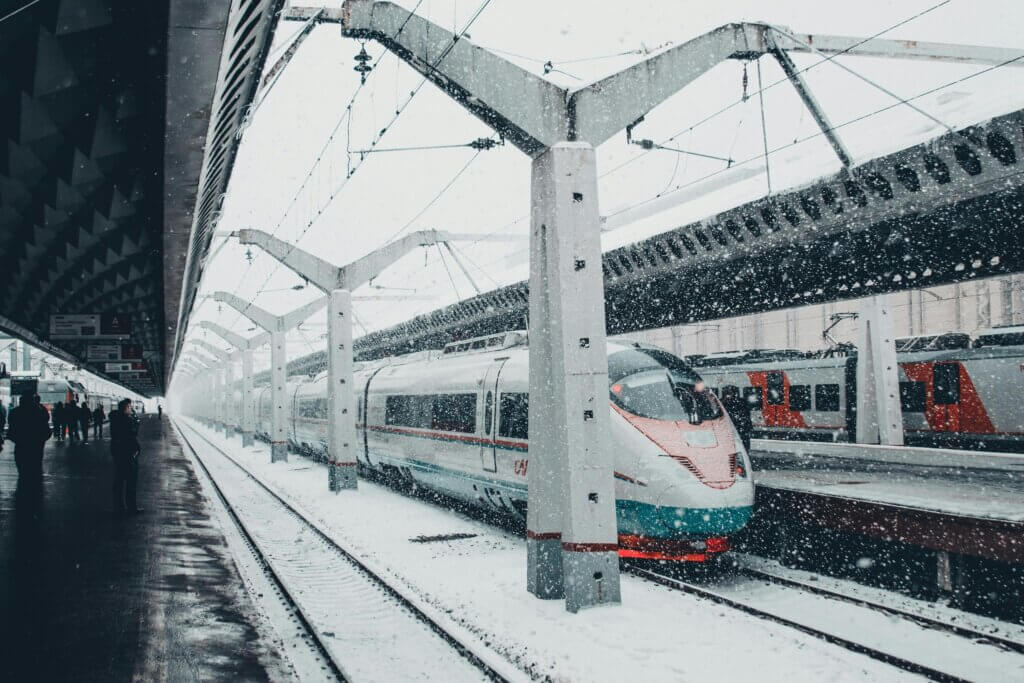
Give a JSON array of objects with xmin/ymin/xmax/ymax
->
[
  {"xmin": 0, "ymin": 0, "xmax": 281, "ymax": 396},
  {"xmin": 0, "ymin": 1, "xmax": 168, "ymax": 393}
]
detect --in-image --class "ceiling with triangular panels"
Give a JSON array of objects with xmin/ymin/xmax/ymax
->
[{"xmin": 0, "ymin": 0, "xmax": 282, "ymax": 396}]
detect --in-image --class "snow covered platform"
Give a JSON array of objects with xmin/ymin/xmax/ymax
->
[
  {"xmin": 750, "ymin": 447, "xmax": 1024, "ymax": 565},
  {"xmin": 0, "ymin": 415, "xmax": 290, "ymax": 681},
  {"xmin": 181, "ymin": 417, "xmax": 1024, "ymax": 682}
]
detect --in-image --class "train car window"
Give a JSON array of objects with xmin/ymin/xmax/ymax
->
[
  {"xmin": 766, "ymin": 372, "xmax": 785, "ymax": 405},
  {"xmin": 498, "ymin": 393, "xmax": 529, "ymax": 440},
  {"xmin": 431, "ymin": 393, "xmax": 477, "ymax": 433},
  {"xmin": 743, "ymin": 386, "xmax": 762, "ymax": 411},
  {"xmin": 789, "ymin": 385, "xmax": 811, "ymax": 411},
  {"xmin": 484, "ymin": 391, "xmax": 494, "ymax": 435},
  {"xmin": 814, "ymin": 384, "xmax": 840, "ymax": 412},
  {"xmin": 899, "ymin": 381, "xmax": 926, "ymax": 412},
  {"xmin": 933, "ymin": 364, "xmax": 960, "ymax": 405},
  {"xmin": 385, "ymin": 395, "xmax": 431, "ymax": 428},
  {"xmin": 471, "ymin": 339, "xmax": 487, "ymax": 349}
]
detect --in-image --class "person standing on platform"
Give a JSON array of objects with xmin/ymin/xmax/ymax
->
[
  {"xmin": 66, "ymin": 399, "xmax": 79, "ymax": 442},
  {"xmin": 157, "ymin": 404, "xmax": 162, "ymax": 419},
  {"xmin": 6, "ymin": 393, "xmax": 51, "ymax": 482},
  {"xmin": 52, "ymin": 401, "xmax": 64, "ymax": 442},
  {"xmin": 78, "ymin": 402, "xmax": 91, "ymax": 444},
  {"xmin": 110, "ymin": 399, "xmax": 141, "ymax": 514},
  {"xmin": 92, "ymin": 404, "xmax": 105, "ymax": 440},
  {"xmin": 720, "ymin": 385, "xmax": 754, "ymax": 454},
  {"xmin": 0, "ymin": 398, "xmax": 7, "ymax": 442}
]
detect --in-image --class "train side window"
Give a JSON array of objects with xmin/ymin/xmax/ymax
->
[
  {"xmin": 933, "ymin": 364, "xmax": 960, "ymax": 405},
  {"xmin": 498, "ymin": 393, "xmax": 529, "ymax": 440},
  {"xmin": 484, "ymin": 391, "xmax": 494, "ymax": 435},
  {"xmin": 899, "ymin": 381, "xmax": 926, "ymax": 412},
  {"xmin": 814, "ymin": 384, "xmax": 840, "ymax": 412},
  {"xmin": 743, "ymin": 387, "xmax": 762, "ymax": 411},
  {"xmin": 431, "ymin": 393, "xmax": 477, "ymax": 433},
  {"xmin": 385, "ymin": 395, "xmax": 431, "ymax": 428},
  {"xmin": 766, "ymin": 372, "xmax": 785, "ymax": 405},
  {"xmin": 789, "ymin": 385, "xmax": 811, "ymax": 411}
]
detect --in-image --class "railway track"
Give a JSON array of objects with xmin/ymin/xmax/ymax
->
[
  {"xmin": 734, "ymin": 561, "xmax": 1024, "ymax": 655},
  {"xmin": 626, "ymin": 562, "xmax": 1024, "ymax": 683},
  {"xmin": 175, "ymin": 421, "xmax": 519, "ymax": 683}
]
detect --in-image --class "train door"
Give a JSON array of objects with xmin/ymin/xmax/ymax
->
[
  {"xmin": 361, "ymin": 367, "xmax": 386, "ymax": 467},
  {"xmin": 932, "ymin": 362, "xmax": 961, "ymax": 432},
  {"xmin": 479, "ymin": 359, "xmax": 507, "ymax": 473}
]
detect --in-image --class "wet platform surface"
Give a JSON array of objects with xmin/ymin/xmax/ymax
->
[{"xmin": 0, "ymin": 415, "xmax": 290, "ymax": 681}]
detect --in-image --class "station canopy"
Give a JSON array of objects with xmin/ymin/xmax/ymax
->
[{"xmin": 0, "ymin": 0, "xmax": 281, "ymax": 395}]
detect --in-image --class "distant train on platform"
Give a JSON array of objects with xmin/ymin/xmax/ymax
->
[
  {"xmin": 2, "ymin": 374, "xmax": 127, "ymax": 418},
  {"xmin": 691, "ymin": 325, "xmax": 1024, "ymax": 451},
  {"xmin": 245, "ymin": 332, "xmax": 755, "ymax": 563}
]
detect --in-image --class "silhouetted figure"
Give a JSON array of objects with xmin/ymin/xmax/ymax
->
[
  {"xmin": 78, "ymin": 403, "xmax": 91, "ymax": 444},
  {"xmin": 6, "ymin": 393, "xmax": 51, "ymax": 483},
  {"xmin": 157, "ymin": 404, "xmax": 162, "ymax": 419},
  {"xmin": 51, "ymin": 401, "xmax": 64, "ymax": 442},
  {"xmin": 0, "ymin": 399, "xmax": 7, "ymax": 444},
  {"xmin": 110, "ymin": 399, "xmax": 142, "ymax": 513},
  {"xmin": 721, "ymin": 385, "xmax": 753, "ymax": 453},
  {"xmin": 66, "ymin": 400, "xmax": 79, "ymax": 442},
  {"xmin": 92, "ymin": 405, "xmax": 105, "ymax": 439}
]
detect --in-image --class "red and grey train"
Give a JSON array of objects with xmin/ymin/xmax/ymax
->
[{"xmin": 691, "ymin": 326, "xmax": 1024, "ymax": 452}]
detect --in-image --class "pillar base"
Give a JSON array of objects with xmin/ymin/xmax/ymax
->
[
  {"xmin": 562, "ymin": 549, "xmax": 621, "ymax": 613},
  {"xmin": 329, "ymin": 462, "xmax": 358, "ymax": 491},
  {"xmin": 527, "ymin": 536, "xmax": 564, "ymax": 599},
  {"xmin": 241, "ymin": 431, "xmax": 254, "ymax": 448},
  {"xmin": 271, "ymin": 442, "xmax": 288, "ymax": 463},
  {"xmin": 223, "ymin": 424, "xmax": 232, "ymax": 437}
]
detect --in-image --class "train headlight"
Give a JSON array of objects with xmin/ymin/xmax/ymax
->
[{"xmin": 732, "ymin": 453, "xmax": 747, "ymax": 478}]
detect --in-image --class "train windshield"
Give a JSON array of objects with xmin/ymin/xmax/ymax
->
[{"xmin": 608, "ymin": 348, "xmax": 721, "ymax": 422}]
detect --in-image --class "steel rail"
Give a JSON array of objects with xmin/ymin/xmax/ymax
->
[
  {"xmin": 735, "ymin": 564, "xmax": 1024, "ymax": 655},
  {"xmin": 174, "ymin": 423, "xmax": 348, "ymax": 681},
  {"xmin": 175, "ymin": 420, "xmax": 514, "ymax": 682},
  {"xmin": 627, "ymin": 566, "xmax": 971, "ymax": 683}
]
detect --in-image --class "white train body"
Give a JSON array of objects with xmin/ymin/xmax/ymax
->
[{"xmin": 253, "ymin": 334, "xmax": 754, "ymax": 561}]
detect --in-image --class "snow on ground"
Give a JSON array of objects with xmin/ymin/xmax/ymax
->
[
  {"xmin": 754, "ymin": 465, "xmax": 1024, "ymax": 523},
  {"xmin": 183, "ymin": 420, "xmax": 921, "ymax": 682}
]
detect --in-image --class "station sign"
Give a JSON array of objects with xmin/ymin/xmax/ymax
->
[
  {"xmin": 87, "ymin": 343, "xmax": 143, "ymax": 361},
  {"xmin": 50, "ymin": 313, "xmax": 132, "ymax": 340},
  {"xmin": 105, "ymin": 361, "xmax": 146, "ymax": 374}
]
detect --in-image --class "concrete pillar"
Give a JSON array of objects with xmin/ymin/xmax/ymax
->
[
  {"xmin": 855, "ymin": 296, "xmax": 904, "ymax": 445},
  {"xmin": 270, "ymin": 331, "xmax": 288, "ymax": 462},
  {"xmin": 526, "ymin": 142, "xmax": 621, "ymax": 612},
  {"xmin": 328, "ymin": 289, "xmax": 358, "ymax": 491},
  {"xmin": 224, "ymin": 358, "xmax": 235, "ymax": 436},
  {"xmin": 953, "ymin": 282, "xmax": 963, "ymax": 331},
  {"xmin": 976, "ymin": 280, "xmax": 991, "ymax": 330},
  {"xmin": 1000, "ymin": 277, "xmax": 1013, "ymax": 325},
  {"xmin": 242, "ymin": 349, "xmax": 255, "ymax": 447},
  {"xmin": 1013, "ymin": 274, "xmax": 1024, "ymax": 325},
  {"xmin": 9, "ymin": 343, "xmax": 18, "ymax": 372},
  {"xmin": 21, "ymin": 343, "xmax": 30, "ymax": 372}
]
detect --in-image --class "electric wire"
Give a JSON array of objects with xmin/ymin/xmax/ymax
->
[
  {"xmin": 0, "ymin": 0, "xmax": 40, "ymax": 24},
  {"xmin": 598, "ymin": 0, "xmax": 954, "ymax": 181},
  {"xmin": 211, "ymin": 0, "xmax": 427, "ymax": 333}
]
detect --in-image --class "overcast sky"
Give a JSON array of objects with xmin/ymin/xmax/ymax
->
[{"xmin": 181, "ymin": 0, "xmax": 1024, "ymax": 374}]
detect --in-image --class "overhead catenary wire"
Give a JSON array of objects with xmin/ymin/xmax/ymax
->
[
  {"xmin": 229, "ymin": 0, "xmax": 495, "ymax": 328},
  {"xmin": 599, "ymin": 0, "xmax": 954, "ymax": 181},
  {"xmin": 0, "ymin": 0, "xmax": 40, "ymax": 24},
  {"xmin": 604, "ymin": 50, "xmax": 1024, "ymax": 221}
]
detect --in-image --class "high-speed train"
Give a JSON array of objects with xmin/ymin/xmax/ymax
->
[
  {"xmin": 252, "ymin": 331, "xmax": 755, "ymax": 562},
  {"xmin": 692, "ymin": 326, "xmax": 1024, "ymax": 451}
]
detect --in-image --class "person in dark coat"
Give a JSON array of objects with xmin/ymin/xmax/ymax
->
[
  {"xmin": 66, "ymin": 399, "xmax": 79, "ymax": 442},
  {"xmin": 52, "ymin": 401, "xmax": 64, "ymax": 442},
  {"xmin": 92, "ymin": 404, "xmax": 105, "ymax": 439},
  {"xmin": 110, "ymin": 399, "xmax": 142, "ymax": 513},
  {"xmin": 78, "ymin": 402, "xmax": 91, "ymax": 444},
  {"xmin": 720, "ymin": 385, "xmax": 754, "ymax": 453},
  {"xmin": 6, "ymin": 393, "xmax": 51, "ymax": 482}
]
